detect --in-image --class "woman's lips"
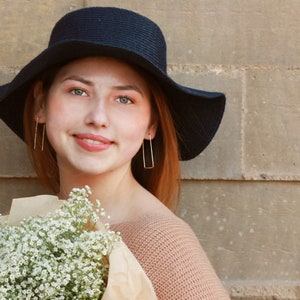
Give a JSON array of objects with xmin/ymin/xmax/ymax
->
[{"xmin": 73, "ymin": 133, "xmax": 113, "ymax": 152}]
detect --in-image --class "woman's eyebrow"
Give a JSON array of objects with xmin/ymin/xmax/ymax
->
[
  {"xmin": 61, "ymin": 75, "xmax": 93, "ymax": 86},
  {"xmin": 112, "ymin": 85, "xmax": 144, "ymax": 96}
]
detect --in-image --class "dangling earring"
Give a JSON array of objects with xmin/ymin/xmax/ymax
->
[
  {"xmin": 142, "ymin": 134, "xmax": 154, "ymax": 169},
  {"xmin": 34, "ymin": 117, "xmax": 39, "ymax": 150},
  {"xmin": 33, "ymin": 117, "xmax": 45, "ymax": 151},
  {"xmin": 41, "ymin": 123, "xmax": 46, "ymax": 151}
]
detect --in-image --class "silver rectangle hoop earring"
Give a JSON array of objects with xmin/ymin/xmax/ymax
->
[{"xmin": 142, "ymin": 134, "xmax": 154, "ymax": 169}]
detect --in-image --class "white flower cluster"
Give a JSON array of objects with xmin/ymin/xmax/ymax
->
[{"xmin": 0, "ymin": 186, "xmax": 121, "ymax": 300}]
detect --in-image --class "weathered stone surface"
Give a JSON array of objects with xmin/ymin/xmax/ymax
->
[
  {"xmin": 244, "ymin": 68, "xmax": 300, "ymax": 180},
  {"xmin": 0, "ymin": 0, "xmax": 82, "ymax": 66},
  {"xmin": 0, "ymin": 120, "xmax": 34, "ymax": 177},
  {"xmin": 180, "ymin": 180, "xmax": 300, "ymax": 284},
  {"xmin": 228, "ymin": 285, "xmax": 300, "ymax": 300},
  {"xmin": 0, "ymin": 68, "xmax": 36, "ymax": 177},
  {"xmin": 0, "ymin": 178, "xmax": 50, "ymax": 215}
]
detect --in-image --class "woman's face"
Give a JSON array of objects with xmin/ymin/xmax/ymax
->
[{"xmin": 35, "ymin": 57, "xmax": 156, "ymax": 177}]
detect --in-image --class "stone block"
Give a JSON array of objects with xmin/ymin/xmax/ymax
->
[
  {"xmin": 243, "ymin": 68, "xmax": 300, "ymax": 180},
  {"xmin": 0, "ymin": 66, "xmax": 18, "ymax": 84},
  {"xmin": 0, "ymin": 67, "xmax": 35, "ymax": 177},
  {"xmin": 0, "ymin": 0, "xmax": 83, "ymax": 66},
  {"xmin": 179, "ymin": 180, "xmax": 300, "ymax": 283},
  {"xmin": 0, "ymin": 178, "xmax": 50, "ymax": 215},
  {"xmin": 0, "ymin": 120, "xmax": 34, "ymax": 177}
]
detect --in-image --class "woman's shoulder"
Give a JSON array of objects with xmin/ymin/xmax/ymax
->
[
  {"xmin": 111, "ymin": 212, "xmax": 204, "ymax": 276},
  {"xmin": 112, "ymin": 213, "xmax": 229, "ymax": 299},
  {"xmin": 112, "ymin": 211, "xmax": 198, "ymax": 245}
]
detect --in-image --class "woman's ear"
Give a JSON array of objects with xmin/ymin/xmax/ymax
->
[
  {"xmin": 33, "ymin": 80, "xmax": 46, "ymax": 123},
  {"xmin": 145, "ymin": 122, "xmax": 157, "ymax": 140}
]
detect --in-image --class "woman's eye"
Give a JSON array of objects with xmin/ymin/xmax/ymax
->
[
  {"xmin": 71, "ymin": 88, "xmax": 88, "ymax": 96},
  {"xmin": 117, "ymin": 96, "xmax": 133, "ymax": 104}
]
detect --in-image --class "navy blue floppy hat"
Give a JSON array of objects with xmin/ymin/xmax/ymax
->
[{"xmin": 0, "ymin": 6, "xmax": 225, "ymax": 161}]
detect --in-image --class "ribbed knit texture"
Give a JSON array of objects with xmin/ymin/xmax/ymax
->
[{"xmin": 111, "ymin": 214, "xmax": 229, "ymax": 299}]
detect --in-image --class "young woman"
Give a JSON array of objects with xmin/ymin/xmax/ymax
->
[{"xmin": 0, "ymin": 7, "xmax": 229, "ymax": 299}]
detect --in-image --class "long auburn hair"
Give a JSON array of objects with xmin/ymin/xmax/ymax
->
[{"xmin": 23, "ymin": 60, "xmax": 181, "ymax": 211}]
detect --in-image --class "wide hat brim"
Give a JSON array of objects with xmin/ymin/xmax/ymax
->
[{"xmin": 0, "ymin": 7, "xmax": 225, "ymax": 161}]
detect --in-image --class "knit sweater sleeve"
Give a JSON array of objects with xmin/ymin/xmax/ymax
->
[{"xmin": 112, "ymin": 214, "xmax": 229, "ymax": 300}]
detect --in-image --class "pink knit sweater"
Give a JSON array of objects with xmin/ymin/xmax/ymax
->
[{"xmin": 111, "ymin": 213, "xmax": 229, "ymax": 299}]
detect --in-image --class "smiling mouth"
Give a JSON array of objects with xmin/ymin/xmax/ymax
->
[
  {"xmin": 81, "ymin": 138, "xmax": 105, "ymax": 145},
  {"xmin": 73, "ymin": 134, "xmax": 113, "ymax": 152}
]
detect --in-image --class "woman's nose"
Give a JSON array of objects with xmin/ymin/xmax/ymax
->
[{"xmin": 84, "ymin": 98, "xmax": 109, "ymax": 128}]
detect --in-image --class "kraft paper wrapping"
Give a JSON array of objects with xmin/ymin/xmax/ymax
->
[{"xmin": 2, "ymin": 195, "xmax": 157, "ymax": 300}]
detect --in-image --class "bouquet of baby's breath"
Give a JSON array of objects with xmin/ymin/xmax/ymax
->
[{"xmin": 0, "ymin": 186, "xmax": 121, "ymax": 300}]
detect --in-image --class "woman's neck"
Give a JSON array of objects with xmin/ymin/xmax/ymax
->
[{"xmin": 57, "ymin": 165, "xmax": 142, "ymax": 223}]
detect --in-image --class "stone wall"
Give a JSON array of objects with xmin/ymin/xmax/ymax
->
[{"xmin": 0, "ymin": 1, "xmax": 299, "ymax": 299}]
